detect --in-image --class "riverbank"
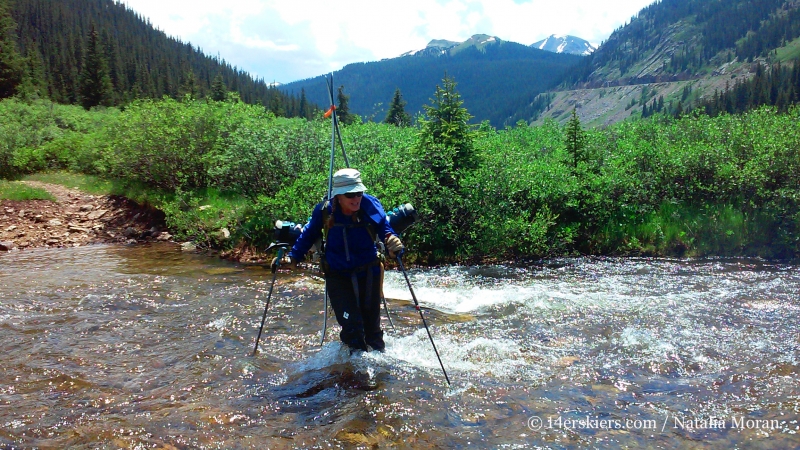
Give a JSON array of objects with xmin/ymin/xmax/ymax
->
[
  {"xmin": 0, "ymin": 180, "xmax": 276, "ymax": 265},
  {"xmin": 0, "ymin": 181, "xmax": 169, "ymax": 251}
]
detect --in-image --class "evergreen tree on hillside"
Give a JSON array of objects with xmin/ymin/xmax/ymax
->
[
  {"xmin": 695, "ymin": 59, "xmax": 800, "ymax": 116},
  {"xmin": 299, "ymin": 88, "xmax": 309, "ymax": 119},
  {"xmin": 19, "ymin": 41, "xmax": 46, "ymax": 99},
  {"xmin": 100, "ymin": 28, "xmax": 124, "ymax": 94},
  {"xmin": 268, "ymin": 87, "xmax": 285, "ymax": 117},
  {"xmin": 8, "ymin": 0, "xmax": 312, "ymax": 116},
  {"xmin": 78, "ymin": 26, "xmax": 114, "ymax": 109},
  {"xmin": 0, "ymin": 0, "xmax": 25, "ymax": 99},
  {"xmin": 210, "ymin": 74, "xmax": 227, "ymax": 101},
  {"xmin": 336, "ymin": 85, "xmax": 354, "ymax": 125},
  {"xmin": 179, "ymin": 68, "xmax": 200, "ymax": 100},
  {"xmin": 384, "ymin": 88, "xmax": 411, "ymax": 127}
]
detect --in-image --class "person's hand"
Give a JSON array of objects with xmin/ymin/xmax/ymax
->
[
  {"xmin": 271, "ymin": 255, "xmax": 295, "ymax": 271},
  {"xmin": 385, "ymin": 234, "xmax": 404, "ymax": 258}
]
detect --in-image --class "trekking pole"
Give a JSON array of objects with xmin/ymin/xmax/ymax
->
[
  {"xmin": 320, "ymin": 285, "xmax": 330, "ymax": 345},
  {"xmin": 395, "ymin": 254, "xmax": 451, "ymax": 386},
  {"xmin": 382, "ymin": 296, "xmax": 396, "ymax": 330},
  {"xmin": 377, "ymin": 249, "xmax": 395, "ymax": 330},
  {"xmin": 252, "ymin": 243, "xmax": 289, "ymax": 356}
]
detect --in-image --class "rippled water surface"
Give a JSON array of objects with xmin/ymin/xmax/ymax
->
[{"xmin": 1, "ymin": 243, "xmax": 799, "ymax": 448}]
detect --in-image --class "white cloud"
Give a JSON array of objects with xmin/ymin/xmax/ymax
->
[{"xmin": 120, "ymin": 0, "xmax": 655, "ymax": 83}]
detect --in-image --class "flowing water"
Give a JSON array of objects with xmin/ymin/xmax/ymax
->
[{"xmin": 1, "ymin": 243, "xmax": 798, "ymax": 449}]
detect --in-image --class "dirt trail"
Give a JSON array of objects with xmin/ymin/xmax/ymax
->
[{"xmin": 0, "ymin": 181, "xmax": 170, "ymax": 251}]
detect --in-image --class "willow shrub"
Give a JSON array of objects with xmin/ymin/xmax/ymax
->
[
  {"xmin": 236, "ymin": 120, "xmax": 420, "ymax": 250},
  {"xmin": 462, "ymin": 120, "xmax": 576, "ymax": 259},
  {"xmin": 100, "ymin": 98, "xmax": 241, "ymax": 190},
  {"xmin": 581, "ymin": 107, "xmax": 800, "ymax": 257},
  {"xmin": 0, "ymin": 99, "xmax": 109, "ymax": 178},
  {"xmin": 207, "ymin": 117, "xmax": 327, "ymax": 199}
]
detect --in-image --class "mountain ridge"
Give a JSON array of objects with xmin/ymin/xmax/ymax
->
[
  {"xmin": 530, "ymin": 34, "xmax": 596, "ymax": 55},
  {"xmin": 282, "ymin": 33, "xmax": 582, "ymax": 127},
  {"xmin": 399, "ymin": 33, "xmax": 596, "ymax": 58}
]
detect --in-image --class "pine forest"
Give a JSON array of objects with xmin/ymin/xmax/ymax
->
[{"xmin": 2, "ymin": 0, "xmax": 314, "ymax": 116}]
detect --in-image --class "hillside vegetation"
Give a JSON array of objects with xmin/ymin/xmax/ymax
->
[
  {"xmin": 530, "ymin": 0, "xmax": 800, "ymax": 126},
  {"xmin": 2, "ymin": 0, "xmax": 313, "ymax": 116}
]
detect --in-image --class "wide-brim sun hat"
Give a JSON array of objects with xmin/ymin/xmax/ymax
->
[{"xmin": 331, "ymin": 168, "xmax": 367, "ymax": 196}]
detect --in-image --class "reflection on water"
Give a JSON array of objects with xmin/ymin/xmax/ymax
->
[{"xmin": 1, "ymin": 245, "xmax": 798, "ymax": 448}]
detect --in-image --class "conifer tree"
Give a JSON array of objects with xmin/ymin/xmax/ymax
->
[
  {"xmin": 210, "ymin": 74, "xmax": 227, "ymax": 101},
  {"xmin": 0, "ymin": 0, "xmax": 25, "ymax": 99},
  {"xmin": 101, "ymin": 29, "xmax": 124, "ymax": 94},
  {"xmin": 413, "ymin": 74, "xmax": 478, "ymax": 256},
  {"xmin": 180, "ymin": 68, "xmax": 200, "ymax": 100},
  {"xmin": 299, "ymin": 88, "xmax": 309, "ymax": 119},
  {"xmin": 18, "ymin": 41, "xmax": 46, "ymax": 99},
  {"xmin": 384, "ymin": 88, "xmax": 411, "ymax": 127},
  {"xmin": 417, "ymin": 74, "xmax": 476, "ymax": 188},
  {"xmin": 674, "ymin": 100, "xmax": 684, "ymax": 117},
  {"xmin": 78, "ymin": 26, "xmax": 114, "ymax": 109},
  {"xmin": 564, "ymin": 109, "xmax": 586, "ymax": 168},
  {"xmin": 336, "ymin": 85, "xmax": 353, "ymax": 124},
  {"xmin": 268, "ymin": 87, "xmax": 285, "ymax": 117}
]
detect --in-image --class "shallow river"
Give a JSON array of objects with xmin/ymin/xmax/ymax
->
[{"xmin": 0, "ymin": 243, "xmax": 798, "ymax": 449}]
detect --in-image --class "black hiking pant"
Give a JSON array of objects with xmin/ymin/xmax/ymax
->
[{"xmin": 326, "ymin": 262, "xmax": 384, "ymax": 352}]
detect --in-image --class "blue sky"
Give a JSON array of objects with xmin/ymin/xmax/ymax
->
[{"xmin": 119, "ymin": 0, "xmax": 656, "ymax": 84}]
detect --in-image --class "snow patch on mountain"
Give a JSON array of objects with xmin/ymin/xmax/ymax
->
[{"xmin": 531, "ymin": 34, "xmax": 596, "ymax": 56}]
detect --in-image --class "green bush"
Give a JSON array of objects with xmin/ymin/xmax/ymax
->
[
  {"xmin": 0, "ymin": 98, "xmax": 111, "ymax": 178},
  {"xmin": 207, "ymin": 116, "xmax": 328, "ymax": 199}
]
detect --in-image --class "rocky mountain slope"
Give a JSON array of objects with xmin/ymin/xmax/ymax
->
[{"xmin": 528, "ymin": 0, "xmax": 800, "ymax": 126}]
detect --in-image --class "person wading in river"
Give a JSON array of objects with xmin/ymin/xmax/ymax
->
[{"xmin": 273, "ymin": 168, "xmax": 404, "ymax": 353}]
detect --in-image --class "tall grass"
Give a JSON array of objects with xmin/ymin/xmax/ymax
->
[
  {"xmin": 24, "ymin": 172, "xmax": 114, "ymax": 196},
  {"xmin": 0, "ymin": 180, "xmax": 55, "ymax": 201}
]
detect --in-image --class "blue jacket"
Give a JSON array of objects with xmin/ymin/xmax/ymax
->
[{"xmin": 289, "ymin": 194, "xmax": 396, "ymax": 272}]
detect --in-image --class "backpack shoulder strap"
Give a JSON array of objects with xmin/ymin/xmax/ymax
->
[{"xmin": 324, "ymin": 204, "xmax": 379, "ymax": 243}]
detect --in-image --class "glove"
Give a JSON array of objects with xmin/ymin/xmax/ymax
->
[
  {"xmin": 271, "ymin": 255, "xmax": 295, "ymax": 271},
  {"xmin": 385, "ymin": 234, "xmax": 404, "ymax": 258}
]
